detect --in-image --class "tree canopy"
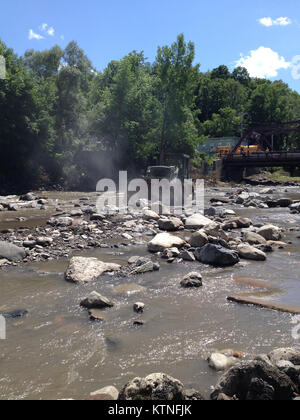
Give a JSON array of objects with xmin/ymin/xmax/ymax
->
[{"xmin": 0, "ymin": 34, "xmax": 300, "ymax": 193}]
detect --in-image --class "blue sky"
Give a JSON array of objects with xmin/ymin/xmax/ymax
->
[{"xmin": 0, "ymin": 0, "xmax": 299, "ymax": 91}]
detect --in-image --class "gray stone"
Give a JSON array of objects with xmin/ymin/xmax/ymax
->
[
  {"xmin": 2, "ymin": 309, "xmax": 28, "ymax": 319},
  {"xmin": 257, "ymin": 225, "xmax": 282, "ymax": 241},
  {"xmin": 268, "ymin": 348, "xmax": 300, "ymax": 366},
  {"xmin": 189, "ymin": 230, "xmax": 208, "ymax": 248},
  {"xmin": 179, "ymin": 250, "xmax": 196, "ymax": 262},
  {"xmin": 80, "ymin": 291, "xmax": 114, "ymax": 309},
  {"xmin": 0, "ymin": 241, "xmax": 26, "ymax": 262},
  {"xmin": 184, "ymin": 389, "xmax": 205, "ymax": 400},
  {"xmin": 243, "ymin": 232, "xmax": 267, "ymax": 246},
  {"xmin": 23, "ymin": 240, "xmax": 37, "ymax": 249},
  {"xmin": 88, "ymin": 309, "xmax": 106, "ymax": 322},
  {"xmin": 180, "ymin": 272, "xmax": 202, "ymax": 288},
  {"xmin": 195, "ymin": 244, "xmax": 240, "ymax": 267},
  {"xmin": 119, "ymin": 373, "xmax": 185, "ymax": 400},
  {"xmin": 36, "ymin": 237, "xmax": 53, "ymax": 247},
  {"xmin": 237, "ymin": 244, "xmax": 267, "ymax": 261},
  {"xmin": 70, "ymin": 209, "xmax": 83, "ymax": 217},
  {"xmin": 21, "ymin": 192, "xmax": 36, "ymax": 201},
  {"xmin": 130, "ymin": 260, "xmax": 154, "ymax": 275},
  {"xmin": 158, "ymin": 217, "xmax": 183, "ymax": 232}
]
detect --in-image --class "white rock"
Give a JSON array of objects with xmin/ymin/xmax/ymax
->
[
  {"xmin": 90, "ymin": 386, "xmax": 119, "ymax": 400},
  {"xmin": 208, "ymin": 353, "xmax": 238, "ymax": 371},
  {"xmin": 65, "ymin": 257, "xmax": 121, "ymax": 284},
  {"xmin": 148, "ymin": 233, "xmax": 185, "ymax": 253},
  {"xmin": 185, "ymin": 214, "xmax": 211, "ymax": 230}
]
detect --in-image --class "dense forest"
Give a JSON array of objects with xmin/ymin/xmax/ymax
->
[{"xmin": 1, "ymin": 34, "xmax": 300, "ymax": 193}]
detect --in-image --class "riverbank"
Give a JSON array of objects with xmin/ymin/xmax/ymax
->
[{"xmin": 0, "ymin": 183, "xmax": 299, "ymax": 267}]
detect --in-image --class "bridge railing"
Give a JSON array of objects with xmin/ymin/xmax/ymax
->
[{"xmin": 225, "ymin": 151, "xmax": 300, "ymax": 162}]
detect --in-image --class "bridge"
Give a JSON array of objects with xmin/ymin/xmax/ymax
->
[
  {"xmin": 222, "ymin": 121, "xmax": 300, "ymax": 180},
  {"xmin": 224, "ymin": 151, "xmax": 300, "ymax": 168},
  {"xmin": 222, "ymin": 151, "xmax": 300, "ymax": 181}
]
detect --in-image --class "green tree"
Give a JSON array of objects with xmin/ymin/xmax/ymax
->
[
  {"xmin": 24, "ymin": 45, "xmax": 63, "ymax": 79},
  {"xmin": 0, "ymin": 38, "xmax": 42, "ymax": 191},
  {"xmin": 153, "ymin": 34, "xmax": 200, "ymax": 163},
  {"xmin": 89, "ymin": 51, "xmax": 161, "ymax": 169},
  {"xmin": 200, "ymin": 107, "xmax": 241, "ymax": 137}
]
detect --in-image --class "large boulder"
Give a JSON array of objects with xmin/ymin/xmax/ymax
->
[
  {"xmin": 118, "ymin": 373, "xmax": 185, "ymax": 400},
  {"xmin": 195, "ymin": 244, "xmax": 240, "ymax": 267},
  {"xmin": 148, "ymin": 233, "xmax": 185, "ymax": 253},
  {"xmin": 158, "ymin": 217, "xmax": 183, "ymax": 232},
  {"xmin": 185, "ymin": 214, "xmax": 211, "ymax": 230},
  {"xmin": 211, "ymin": 360, "xmax": 296, "ymax": 400},
  {"xmin": 80, "ymin": 291, "xmax": 114, "ymax": 309},
  {"xmin": 189, "ymin": 230, "xmax": 208, "ymax": 248},
  {"xmin": 237, "ymin": 244, "xmax": 267, "ymax": 261},
  {"xmin": 243, "ymin": 232, "xmax": 267, "ymax": 246},
  {"xmin": 257, "ymin": 225, "xmax": 282, "ymax": 241},
  {"xmin": 0, "ymin": 241, "xmax": 26, "ymax": 262},
  {"xmin": 65, "ymin": 257, "xmax": 121, "ymax": 284}
]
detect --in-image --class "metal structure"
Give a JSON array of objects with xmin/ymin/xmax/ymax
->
[
  {"xmin": 229, "ymin": 120, "xmax": 300, "ymax": 156},
  {"xmin": 221, "ymin": 121, "xmax": 300, "ymax": 181},
  {"xmin": 225, "ymin": 151, "xmax": 300, "ymax": 168}
]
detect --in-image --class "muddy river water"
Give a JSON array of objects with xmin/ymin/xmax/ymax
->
[{"xmin": 0, "ymin": 187, "xmax": 300, "ymax": 400}]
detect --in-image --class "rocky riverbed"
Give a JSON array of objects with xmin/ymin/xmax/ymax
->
[{"xmin": 0, "ymin": 183, "xmax": 300, "ymax": 400}]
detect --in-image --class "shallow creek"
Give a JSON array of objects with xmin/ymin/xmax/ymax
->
[{"xmin": 0, "ymin": 187, "xmax": 299, "ymax": 400}]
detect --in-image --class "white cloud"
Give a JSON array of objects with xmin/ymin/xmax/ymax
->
[
  {"xmin": 40, "ymin": 23, "xmax": 48, "ymax": 32},
  {"xmin": 39, "ymin": 23, "xmax": 55, "ymax": 36},
  {"xmin": 236, "ymin": 46, "xmax": 291, "ymax": 78},
  {"xmin": 259, "ymin": 17, "xmax": 292, "ymax": 27},
  {"xmin": 259, "ymin": 17, "xmax": 273, "ymax": 27},
  {"xmin": 28, "ymin": 29, "xmax": 44, "ymax": 40},
  {"xmin": 275, "ymin": 17, "xmax": 292, "ymax": 26},
  {"xmin": 47, "ymin": 27, "xmax": 55, "ymax": 36}
]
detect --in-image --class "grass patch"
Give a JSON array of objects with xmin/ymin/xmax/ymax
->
[{"xmin": 264, "ymin": 169, "xmax": 300, "ymax": 183}]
